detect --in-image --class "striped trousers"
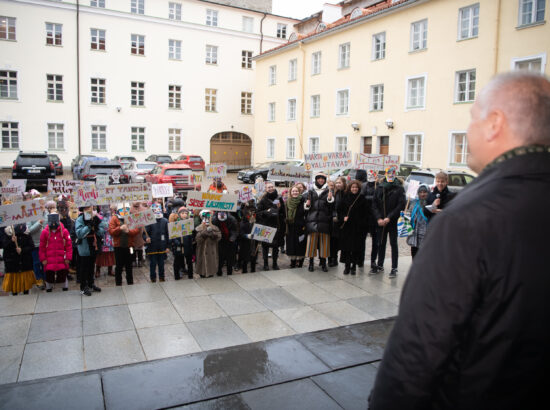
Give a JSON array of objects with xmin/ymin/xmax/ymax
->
[{"xmin": 306, "ymin": 233, "xmax": 330, "ymax": 258}]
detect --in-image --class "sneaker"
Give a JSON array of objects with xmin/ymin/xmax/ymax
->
[
  {"xmin": 159, "ymin": 278, "xmax": 165, "ymax": 282},
  {"xmin": 91, "ymin": 285, "xmax": 101, "ymax": 292},
  {"xmin": 368, "ymin": 267, "xmax": 379, "ymax": 275},
  {"xmin": 377, "ymin": 266, "xmax": 384, "ymax": 273},
  {"xmin": 46, "ymin": 289, "xmax": 53, "ymax": 293},
  {"xmin": 80, "ymin": 288, "xmax": 92, "ymax": 296},
  {"xmin": 389, "ymin": 268, "xmax": 398, "ymax": 278}
]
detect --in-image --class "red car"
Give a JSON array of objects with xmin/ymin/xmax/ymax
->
[
  {"xmin": 145, "ymin": 164, "xmax": 201, "ymax": 194},
  {"xmin": 174, "ymin": 155, "xmax": 205, "ymax": 171}
]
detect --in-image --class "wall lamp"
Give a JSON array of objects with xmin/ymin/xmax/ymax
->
[{"xmin": 385, "ymin": 119, "xmax": 394, "ymax": 129}]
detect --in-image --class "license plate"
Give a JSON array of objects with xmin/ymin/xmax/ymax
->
[{"xmin": 27, "ymin": 169, "xmax": 40, "ymax": 174}]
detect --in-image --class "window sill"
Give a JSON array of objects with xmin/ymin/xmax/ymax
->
[
  {"xmin": 91, "ymin": 102, "xmax": 107, "ymax": 106},
  {"xmin": 456, "ymin": 35, "xmax": 478, "ymax": 42},
  {"xmin": 370, "ymin": 109, "xmax": 383, "ymax": 112},
  {"xmin": 269, "ymin": 83, "xmax": 277, "ymax": 86},
  {"xmin": 286, "ymin": 119, "xmax": 296, "ymax": 122},
  {"xmin": 336, "ymin": 113, "xmax": 350, "ymax": 117},
  {"xmin": 241, "ymin": 113, "xmax": 253, "ymax": 116},
  {"xmin": 405, "ymin": 106, "xmax": 425, "ymax": 112},
  {"xmin": 1, "ymin": 148, "xmax": 19, "ymax": 151},
  {"xmin": 0, "ymin": 39, "xmax": 17, "ymax": 42},
  {"xmin": 205, "ymin": 110, "xmax": 218, "ymax": 113},
  {"xmin": 48, "ymin": 149, "xmax": 66, "ymax": 152},
  {"xmin": 310, "ymin": 116, "xmax": 320, "ymax": 119},
  {"xmin": 449, "ymin": 163, "xmax": 469, "ymax": 168},
  {"xmin": 169, "ymin": 58, "xmax": 182, "ymax": 61},
  {"xmin": 453, "ymin": 100, "xmax": 474, "ymax": 105},
  {"xmin": 132, "ymin": 150, "xmax": 146, "ymax": 153},
  {"xmin": 311, "ymin": 72, "xmax": 321, "ymax": 76},
  {"xmin": 0, "ymin": 98, "xmax": 19, "ymax": 101},
  {"xmin": 403, "ymin": 161, "xmax": 421, "ymax": 166},
  {"xmin": 516, "ymin": 20, "xmax": 546, "ymax": 30},
  {"xmin": 92, "ymin": 149, "xmax": 107, "ymax": 152},
  {"xmin": 409, "ymin": 48, "xmax": 427, "ymax": 54},
  {"xmin": 337, "ymin": 66, "xmax": 350, "ymax": 71},
  {"xmin": 371, "ymin": 57, "xmax": 385, "ymax": 62},
  {"xmin": 206, "ymin": 63, "xmax": 218, "ymax": 66},
  {"xmin": 131, "ymin": 53, "xmax": 146, "ymax": 57},
  {"xmin": 288, "ymin": 79, "xmax": 297, "ymax": 82},
  {"xmin": 90, "ymin": 48, "xmax": 106, "ymax": 52},
  {"xmin": 242, "ymin": 67, "xmax": 253, "ymax": 70},
  {"xmin": 268, "ymin": 120, "xmax": 276, "ymax": 123},
  {"xmin": 47, "ymin": 100, "xmax": 64, "ymax": 103},
  {"xmin": 131, "ymin": 105, "xmax": 146, "ymax": 108}
]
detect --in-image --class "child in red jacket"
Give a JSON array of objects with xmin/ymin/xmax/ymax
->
[{"xmin": 39, "ymin": 213, "xmax": 72, "ymax": 292}]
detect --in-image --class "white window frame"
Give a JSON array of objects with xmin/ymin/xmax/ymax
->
[
  {"xmin": 241, "ymin": 91, "xmax": 253, "ymax": 115},
  {"xmin": 268, "ymin": 102, "xmax": 275, "ymax": 122},
  {"xmin": 242, "ymin": 16, "xmax": 253, "ymax": 32},
  {"xmin": 131, "ymin": 81, "xmax": 145, "ymax": 107},
  {"xmin": 287, "ymin": 98, "xmax": 297, "ymax": 121},
  {"xmin": 336, "ymin": 88, "xmax": 350, "ymax": 116},
  {"xmin": 372, "ymin": 32, "xmax": 386, "ymax": 60},
  {"xmin": 448, "ymin": 131, "xmax": 469, "ymax": 167},
  {"xmin": 131, "ymin": 0, "xmax": 144, "ymax": 15},
  {"xmin": 168, "ymin": 128, "xmax": 182, "ymax": 152},
  {"xmin": 0, "ymin": 16, "xmax": 16, "ymax": 41},
  {"xmin": 1, "ymin": 121, "xmax": 19, "ymax": 150},
  {"xmin": 338, "ymin": 42, "xmax": 350, "ymax": 69},
  {"xmin": 405, "ymin": 74, "xmax": 427, "ymax": 110},
  {"xmin": 168, "ymin": 84, "xmax": 182, "ymax": 110},
  {"xmin": 90, "ymin": 0, "xmax": 105, "ymax": 7},
  {"xmin": 277, "ymin": 23, "xmax": 287, "ymax": 39},
  {"xmin": 266, "ymin": 138, "xmax": 275, "ymax": 159},
  {"xmin": 335, "ymin": 136, "xmax": 348, "ymax": 152},
  {"xmin": 131, "ymin": 126, "xmax": 145, "ymax": 152},
  {"xmin": 205, "ymin": 88, "xmax": 217, "ymax": 112},
  {"xmin": 458, "ymin": 3, "xmax": 480, "ymax": 40},
  {"xmin": 90, "ymin": 28, "xmax": 105, "ymax": 51},
  {"xmin": 46, "ymin": 22, "xmax": 62, "ymax": 46},
  {"xmin": 242, "ymin": 50, "xmax": 253, "ymax": 69},
  {"xmin": 310, "ymin": 94, "xmax": 320, "ymax": 118},
  {"xmin": 311, "ymin": 51, "xmax": 321, "ymax": 75},
  {"xmin": 269, "ymin": 65, "xmax": 277, "ymax": 85},
  {"xmin": 47, "ymin": 123, "xmax": 64, "ymax": 150},
  {"xmin": 518, "ymin": 0, "xmax": 546, "ymax": 26},
  {"xmin": 370, "ymin": 84, "xmax": 384, "ymax": 111},
  {"xmin": 206, "ymin": 9, "xmax": 218, "ymax": 27},
  {"xmin": 91, "ymin": 124, "xmax": 107, "ymax": 151},
  {"xmin": 454, "ymin": 69, "xmax": 476, "ymax": 103},
  {"xmin": 410, "ymin": 19, "xmax": 428, "ymax": 51},
  {"xmin": 511, "ymin": 52, "xmax": 547, "ymax": 73},
  {"xmin": 47, "ymin": 74, "xmax": 63, "ymax": 102},
  {"xmin": 308, "ymin": 136, "xmax": 320, "ymax": 154},
  {"xmin": 169, "ymin": 2, "xmax": 182, "ymax": 20},
  {"xmin": 168, "ymin": 39, "xmax": 181, "ymax": 60},
  {"xmin": 403, "ymin": 133, "xmax": 424, "ymax": 165},
  {"xmin": 288, "ymin": 59, "xmax": 297, "ymax": 81},
  {"xmin": 205, "ymin": 45, "xmax": 218, "ymax": 64},
  {"xmin": 286, "ymin": 137, "xmax": 296, "ymax": 159},
  {"xmin": 90, "ymin": 77, "xmax": 106, "ymax": 104},
  {"xmin": 131, "ymin": 34, "xmax": 145, "ymax": 56},
  {"xmin": 0, "ymin": 70, "xmax": 18, "ymax": 100}
]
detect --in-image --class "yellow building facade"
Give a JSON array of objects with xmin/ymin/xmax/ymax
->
[{"xmin": 252, "ymin": 0, "xmax": 550, "ymax": 171}]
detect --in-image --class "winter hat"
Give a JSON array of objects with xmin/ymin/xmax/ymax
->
[{"xmin": 417, "ymin": 184, "xmax": 429, "ymax": 194}]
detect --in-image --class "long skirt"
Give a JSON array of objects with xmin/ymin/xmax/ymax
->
[
  {"xmin": 306, "ymin": 233, "xmax": 330, "ymax": 258},
  {"xmin": 2, "ymin": 270, "xmax": 36, "ymax": 294},
  {"xmin": 96, "ymin": 251, "xmax": 115, "ymax": 267}
]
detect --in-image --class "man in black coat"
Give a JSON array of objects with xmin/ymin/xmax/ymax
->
[
  {"xmin": 212, "ymin": 211, "xmax": 238, "ymax": 276},
  {"xmin": 369, "ymin": 72, "xmax": 550, "ymax": 410},
  {"xmin": 426, "ymin": 171, "xmax": 456, "ymax": 213},
  {"xmin": 361, "ymin": 170, "xmax": 379, "ymax": 272}
]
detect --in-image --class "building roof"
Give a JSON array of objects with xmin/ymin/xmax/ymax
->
[{"xmin": 197, "ymin": 0, "xmax": 299, "ymax": 21}]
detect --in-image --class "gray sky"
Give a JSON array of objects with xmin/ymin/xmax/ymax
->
[{"xmin": 272, "ymin": 0, "xmax": 329, "ymax": 19}]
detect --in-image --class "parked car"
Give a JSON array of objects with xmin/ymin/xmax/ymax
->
[
  {"xmin": 81, "ymin": 160, "xmax": 128, "ymax": 184},
  {"xmin": 124, "ymin": 161, "xmax": 157, "ymax": 183},
  {"xmin": 174, "ymin": 155, "xmax": 205, "ymax": 171},
  {"xmin": 404, "ymin": 169, "xmax": 475, "ymax": 193},
  {"xmin": 71, "ymin": 154, "xmax": 95, "ymax": 173},
  {"xmin": 145, "ymin": 154, "xmax": 174, "ymax": 164},
  {"xmin": 73, "ymin": 156, "xmax": 108, "ymax": 180},
  {"xmin": 113, "ymin": 156, "xmax": 137, "ymax": 168},
  {"xmin": 238, "ymin": 161, "xmax": 300, "ymax": 184},
  {"xmin": 48, "ymin": 153, "xmax": 63, "ymax": 176},
  {"xmin": 12, "ymin": 151, "xmax": 56, "ymax": 190},
  {"xmin": 145, "ymin": 164, "xmax": 201, "ymax": 194}
]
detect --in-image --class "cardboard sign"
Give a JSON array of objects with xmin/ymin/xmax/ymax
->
[
  {"xmin": 152, "ymin": 183, "xmax": 174, "ymax": 198},
  {"xmin": 125, "ymin": 209, "xmax": 156, "ymax": 230},
  {"xmin": 185, "ymin": 191, "xmax": 238, "ymax": 212},
  {"xmin": 406, "ymin": 180, "xmax": 421, "ymax": 200},
  {"xmin": 0, "ymin": 199, "xmax": 47, "ymax": 227},
  {"xmin": 1, "ymin": 179, "xmax": 27, "ymax": 196},
  {"xmin": 74, "ymin": 182, "xmax": 100, "ymax": 207},
  {"xmin": 98, "ymin": 183, "xmax": 152, "ymax": 205},
  {"xmin": 304, "ymin": 151, "xmax": 353, "ymax": 171},
  {"xmin": 267, "ymin": 165, "xmax": 310, "ymax": 183},
  {"xmin": 168, "ymin": 218, "xmax": 194, "ymax": 239},
  {"xmin": 354, "ymin": 154, "xmax": 400, "ymax": 171},
  {"xmin": 191, "ymin": 173, "xmax": 203, "ymax": 184},
  {"xmin": 47, "ymin": 179, "xmax": 80, "ymax": 196},
  {"xmin": 95, "ymin": 175, "xmax": 109, "ymax": 188},
  {"xmin": 206, "ymin": 163, "xmax": 227, "ymax": 178},
  {"xmin": 238, "ymin": 186, "xmax": 254, "ymax": 203},
  {"xmin": 250, "ymin": 223, "xmax": 277, "ymax": 243}
]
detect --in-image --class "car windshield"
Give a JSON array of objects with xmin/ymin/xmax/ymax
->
[
  {"xmin": 157, "ymin": 156, "xmax": 172, "ymax": 162},
  {"xmin": 90, "ymin": 165, "xmax": 123, "ymax": 174},
  {"xmin": 49, "ymin": 155, "xmax": 60, "ymax": 161},
  {"xmin": 18, "ymin": 155, "xmax": 49, "ymax": 165},
  {"xmin": 189, "ymin": 157, "xmax": 202, "ymax": 162},
  {"xmin": 409, "ymin": 174, "xmax": 434, "ymax": 185},
  {"xmin": 165, "ymin": 169, "xmax": 192, "ymax": 176},
  {"xmin": 137, "ymin": 164, "xmax": 155, "ymax": 170},
  {"xmin": 255, "ymin": 162, "xmax": 273, "ymax": 168}
]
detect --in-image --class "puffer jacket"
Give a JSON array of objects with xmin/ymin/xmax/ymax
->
[
  {"xmin": 304, "ymin": 184, "xmax": 334, "ymax": 234},
  {"xmin": 39, "ymin": 225, "xmax": 72, "ymax": 271},
  {"xmin": 75, "ymin": 214, "xmax": 106, "ymax": 257},
  {"xmin": 108, "ymin": 215, "xmax": 140, "ymax": 248}
]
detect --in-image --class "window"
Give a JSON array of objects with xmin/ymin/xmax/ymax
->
[
  {"xmin": 287, "ymin": 98, "xmax": 296, "ymax": 120},
  {"xmin": 91, "ymin": 125, "xmax": 106, "ymax": 151},
  {"xmin": 131, "ymin": 34, "xmax": 144, "ymax": 55},
  {"xmin": 46, "ymin": 23, "xmax": 62, "ymax": 46},
  {"xmin": 379, "ymin": 136, "xmax": 389, "ymax": 154},
  {"xmin": 266, "ymin": 138, "xmax": 275, "ymax": 159},
  {"xmin": 131, "ymin": 127, "xmax": 145, "ymax": 151},
  {"xmin": 310, "ymin": 95, "xmax": 320, "ymax": 117},
  {"xmin": 206, "ymin": 45, "xmax": 218, "ymax": 64},
  {"xmin": 168, "ymin": 85, "xmax": 181, "ymax": 109},
  {"xmin": 131, "ymin": 81, "xmax": 144, "ymax": 106},
  {"xmin": 206, "ymin": 9, "xmax": 218, "ymax": 26},
  {"xmin": 90, "ymin": 1, "xmax": 105, "ymax": 7},
  {"xmin": 407, "ymin": 76, "xmax": 426, "ymax": 109},
  {"xmin": 241, "ymin": 92, "xmax": 252, "ymax": 115},
  {"xmin": 311, "ymin": 51, "xmax": 321, "ymax": 75},
  {"xmin": 169, "ymin": 2, "xmax": 182, "ymax": 20},
  {"xmin": 269, "ymin": 65, "xmax": 277, "ymax": 85},
  {"xmin": 90, "ymin": 28, "xmax": 105, "ymax": 50},
  {"xmin": 47, "ymin": 74, "xmax": 63, "ymax": 102},
  {"xmin": 455, "ymin": 69, "xmax": 476, "ymax": 102},
  {"xmin": 338, "ymin": 43, "xmax": 350, "ymax": 68},
  {"xmin": 242, "ymin": 50, "xmax": 252, "ymax": 69},
  {"xmin": 410, "ymin": 19, "xmax": 428, "ymax": 51},
  {"xmin": 519, "ymin": 0, "xmax": 546, "ymax": 26},
  {"xmin": 168, "ymin": 128, "xmax": 181, "ymax": 152},
  {"xmin": 91, "ymin": 78, "xmax": 106, "ymax": 104},
  {"xmin": 286, "ymin": 137, "xmax": 296, "ymax": 159},
  {"xmin": 0, "ymin": 71, "xmax": 17, "ymax": 99},
  {"xmin": 267, "ymin": 102, "xmax": 276, "ymax": 122},
  {"xmin": 372, "ymin": 32, "xmax": 386, "ymax": 60},
  {"xmin": 513, "ymin": 54, "xmax": 545, "ymax": 72},
  {"xmin": 47, "ymin": 123, "xmax": 64, "ymax": 150},
  {"xmin": 458, "ymin": 4, "xmax": 479, "ymax": 39},
  {"xmin": 370, "ymin": 84, "xmax": 384, "ymax": 111},
  {"xmin": 309, "ymin": 137, "xmax": 320, "ymax": 154},
  {"xmin": 363, "ymin": 136, "xmax": 372, "ymax": 154},
  {"xmin": 450, "ymin": 132, "xmax": 468, "ymax": 165},
  {"xmin": 242, "ymin": 16, "xmax": 253, "ymax": 32},
  {"xmin": 0, "ymin": 16, "xmax": 16, "ymax": 41},
  {"xmin": 169, "ymin": 39, "xmax": 181, "ymax": 60},
  {"xmin": 405, "ymin": 134, "xmax": 422, "ymax": 163},
  {"xmin": 131, "ymin": 0, "xmax": 144, "ymax": 15},
  {"xmin": 288, "ymin": 59, "xmax": 297, "ymax": 81},
  {"xmin": 336, "ymin": 89, "xmax": 349, "ymax": 115},
  {"xmin": 205, "ymin": 88, "xmax": 217, "ymax": 112},
  {"xmin": 277, "ymin": 23, "xmax": 287, "ymax": 39},
  {"xmin": 1, "ymin": 122, "xmax": 19, "ymax": 149},
  {"xmin": 335, "ymin": 136, "xmax": 348, "ymax": 152}
]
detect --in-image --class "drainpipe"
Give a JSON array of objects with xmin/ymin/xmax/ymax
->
[
  {"xmin": 493, "ymin": 0, "xmax": 501, "ymax": 74},
  {"xmin": 259, "ymin": 12, "xmax": 267, "ymax": 54},
  {"xmin": 298, "ymin": 41, "xmax": 306, "ymax": 157},
  {"xmin": 76, "ymin": 0, "xmax": 82, "ymax": 156}
]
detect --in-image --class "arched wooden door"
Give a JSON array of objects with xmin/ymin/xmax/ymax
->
[{"xmin": 210, "ymin": 132, "xmax": 252, "ymax": 170}]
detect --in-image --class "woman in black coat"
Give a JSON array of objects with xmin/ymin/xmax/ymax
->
[
  {"xmin": 337, "ymin": 180, "xmax": 369, "ymax": 275},
  {"xmin": 256, "ymin": 182, "xmax": 285, "ymax": 271},
  {"xmin": 329, "ymin": 177, "xmax": 347, "ymax": 267},
  {"xmin": 285, "ymin": 185, "xmax": 307, "ymax": 268},
  {"xmin": 2, "ymin": 224, "xmax": 36, "ymax": 295}
]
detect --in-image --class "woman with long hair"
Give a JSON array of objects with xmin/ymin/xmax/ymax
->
[
  {"xmin": 285, "ymin": 185, "xmax": 307, "ymax": 268},
  {"xmin": 329, "ymin": 176, "xmax": 347, "ymax": 267}
]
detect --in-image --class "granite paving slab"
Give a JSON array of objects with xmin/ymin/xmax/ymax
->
[
  {"xmin": 186, "ymin": 317, "xmax": 251, "ymax": 351},
  {"xmin": 82, "ymin": 305, "xmax": 134, "ymax": 336},
  {"xmin": 274, "ymin": 306, "xmax": 338, "ymax": 334},
  {"xmin": 177, "ymin": 394, "xmax": 250, "ymax": 409},
  {"xmin": 211, "ymin": 290, "xmax": 268, "ymax": 316},
  {"xmin": 27, "ymin": 309, "xmax": 82, "ymax": 343},
  {"xmin": 232, "ymin": 311, "xmax": 296, "ymax": 342},
  {"xmin": 122, "ymin": 283, "xmax": 168, "ymax": 304},
  {"xmin": 229, "ymin": 272, "xmax": 279, "ymax": 291},
  {"xmin": 0, "ymin": 294, "xmax": 37, "ymax": 317},
  {"xmin": 81, "ymin": 287, "xmax": 127, "ymax": 309},
  {"xmin": 282, "ymin": 282, "xmax": 340, "ymax": 305},
  {"xmin": 248, "ymin": 287, "xmax": 304, "ymax": 311},
  {"xmin": 172, "ymin": 295, "xmax": 227, "ymax": 323},
  {"xmin": 315, "ymin": 280, "xmax": 370, "ymax": 299},
  {"xmin": 128, "ymin": 299, "xmax": 183, "ymax": 329},
  {"xmin": 0, "ymin": 345, "xmax": 24, "ymax": 384},
  {"xmin": 34, "ymin": 290, "xmax": 81, "ymax": 313},
  {"xmin": 379, "ymin": 290, "xmax": 402, "ymax": 305},
  {"xmin": 195, "ymin": 277, "xmax": 242, "ymax": 295},
  {"xmin": 259, "ymin": 269, "xmax": 308, "ymax": 286},
  {"xmin": 138, "ymin": 324, "xmax": 201, "ymax": 360},
  {"xmin": 0, "ymin": 315, "xmax": 32, "ymax": 347},
  {"xmin": 347, "ymin": 294, "xmax": 399, "ymax": 319},
  {"xmin": 161, "ymin": 280, "xmax": 208, "ymax": 299},
  {"xmin": 84, "ymin": 330, "xmax": 145, "ymax": 371},
  {"xmin": 312, "ymin": 301, "xmax": 375, "ymax": 326}
]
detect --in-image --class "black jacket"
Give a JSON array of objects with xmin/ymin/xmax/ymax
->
[
  {"xmin": 369, "ymin": 148, "xmax": 550, "ymax": 410},
  {"xmin": 305, "ymin": 185, "xmax": 334, "ymax": 234},
  {"xmin": 427, "ymin": 185, "xmax": 456, "ymax": 210},
  {"xmin": 372, "ymin": 182, "xmax": 406, "ymax": 222},
  {"xmin": 285, "ymin": 196, "xmax": 307, "ymax": 256},
  {"xmin": 3, "ymin": 229, "xmax": 34, "ymax": 272},
  {"xmin": 361, "ymin": 181, "xmax": 377, "ymax": 226},
  {"xmin": 145, "ymin": 218, "xmax": 169, "ymax": 253},
  {"xmin": 212, "ymin": 214, "xmax": 239, "ymax": 243},
  {"xmin": 256, "ymin": 192, "xmax": 285, "ymax": 245},
  {"xmin": 337, "ymin": 192, "xmax": 368, "ymax": 252}
]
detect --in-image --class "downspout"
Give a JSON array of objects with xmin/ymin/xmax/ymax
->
[
  {"xmin": 298, "ymin": 41, "xmax": 306, "ymax": 158},
  {"xmin": 493, "ymin": 0, "xmax": 501, "ymax": 74},
  {"xmin": 259, "ymin": 12, "xmax": 267, "ymax": 53},
  {"xmin": 76, "ymin": 0, "xmax": 82, "ymax": 155}
]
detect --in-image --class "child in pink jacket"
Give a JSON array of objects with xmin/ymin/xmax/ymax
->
[{"xmin": 39, "ymin": 213, "xmax": 73, "ymax": 292}]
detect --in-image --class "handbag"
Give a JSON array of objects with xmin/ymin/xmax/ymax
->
[{"xmin": 397, "ymin": 211, "xmax": 413, "ymax": 238}]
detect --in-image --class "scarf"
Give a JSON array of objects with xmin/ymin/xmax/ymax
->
[
  {"xmin": 286, "ymin": 195, "xmax": 302, "ymax": 224},
  {"xmin": 381, "ymin": 180, "xmax": 398, "ymax": 189},
  {"xmin": 266, "ymin": 190, "xmax": 278, "ymax": 201},
  {"xmin": 411, "ymin": 201, "xmax": 428, "ymax": 228}
]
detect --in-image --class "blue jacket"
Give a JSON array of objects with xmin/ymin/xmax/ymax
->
[
  {"xmin": 145, "ymin": 218, "xmax": 169, "ymax": 254},
  {"xmin": 75, "ymin": 214, "xmax": 106, "ymax": 256}
]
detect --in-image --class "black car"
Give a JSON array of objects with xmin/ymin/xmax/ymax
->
[
  {"xmin": 145, "ymin": 154, "xmax": 174, "ymax": 164},
  {"xmin": 71, "ymin": 154, "xmax": 95, "ymax": 173},
  {"xmin": 12, "ymin": 151, "xmax": 56, "ymax": 190},
  {"xmin": 49, "ymin": 154, "xmax": 63, "ymax": 175},
  {"xmin": 238, "ymin": 161, "xmax": 301, "ymax": 184},
  {"xmin": 81, "ymin": 160, "xmax": 129, "ymax": 184}
]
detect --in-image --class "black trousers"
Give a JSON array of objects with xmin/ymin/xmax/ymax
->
[
  {"xmin": 262, "ymin": 243, "xmax": 279, "ymax": 262},
  {"xmin": 218, "ymin": 240, "xmax": 235, "ymax": 276},
  {"xmin": 377, "ymin": 220, "xmax": 398, "ymax": 269},
  {"xmin": 174, "ymin": 253, "xmax": 193, "ymax": 278},
  {"xmin": 411, "ymin": 246, "xmax": 419, "ymax": 258},
  {"xmin": 114, "ymin": 247, "xmax": 134, "ymax": 286},
  {"xmin": 330, "ymin": 236, "xmax": 339, "ymax": 260},
  {"xmin": 368, "ymin": 225, "xmax": 379, "ymax": 266},
  {"xmin": 79, "ymin": 253, "xmax": 96, "ymax": 291}
]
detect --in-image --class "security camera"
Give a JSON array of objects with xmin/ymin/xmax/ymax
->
[{"xmin": 351, "ymin": 122, "xmax": 360, "ymax": 131}]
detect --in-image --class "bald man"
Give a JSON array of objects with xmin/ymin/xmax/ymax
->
[{"xmin": 369, "ymin": 72, "xmax": 550, "ymax": 410}]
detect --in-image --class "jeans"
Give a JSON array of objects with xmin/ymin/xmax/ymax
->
[
  {"xmin": 79, "ymin": 254, "xmax": 96, "ymax": 290},
  {"xmin": 377, "ymin": 220, "xmax": 398, "ymax": 269},
  {"xmin": 31, "ymin": 248, "xmax": 44, "ymax": 281},
  {"xmin": 114, "ymin": 247, "xmax": 133, "ymax": 286},
  {"xmin": 149, "ymin": 253, "xmax": 166, "ymax": 281}
]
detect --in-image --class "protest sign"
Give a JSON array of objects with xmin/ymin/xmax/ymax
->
[
  {"xmin": 267, "ymin": 165, "xmax": 310, "ymax": 183},
  {"xmin": 253, "ymin": 176, "xmax": 265, "ymax": 199},
  {"xmin": 0, "ymin": 198, "xmax": 47, "ymax": 227},
  {"xmin": 250, "ymin": 223, "xmax": 277, "ymax": 243},
  {"xmin": 1, "ymin": 179, "xmax": 27, "ymax": 196},
  {"xmin": 206, "ymin": 163, "xmax": 227, "ymax": 178},
  {"xmin": 304, "ymin": 151, "xmax": 353, "ymax": 171},
  {"xmin": 152, "ymin": 183, "xmax": 174, "ymax": 198},
  {"xmin": 74, "ymin": 183, "xmax": 100, "ymax": 207},
  {"xmin": 191, "ymin": 173, "xmax": 203, "ymax": 184},
  {"xmin": 406, "ymin": 180, "xmax": 421, "ymax": 199},
  {"xmin": 125, "ymin": 209, "xmax": 156, "ymax": 230},
  {"xmin": 168, "ymin": 218, "xmax": 194, "ymax": 239},
  {"xmin": 185, "ymin": 191, "xmax": 238, "ymax": 212},
  {"xmin": 47, "ymin": 179, "xmax": 81, "ymax": 196},
  {"xmin": 238, "ymin": 186, "xmax": 254, "ymax": 203},
  {"xmin": 95, "ymin": 175, "xmax": 109, "ymax": 188},
  {"xmin": 354, "ymin": 153, "xmax": 400, "ymax": 171},
  {"xmin": 98, "ymin": 183, "xmax": 152, "ymax": 205}
]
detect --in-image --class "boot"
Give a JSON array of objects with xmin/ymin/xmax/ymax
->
[
  {"xmin": 297, "ymin": 258, "xmax": 304, "ymax": 268},
  {"xmin": 272, "ymin": 256, "xmax": 280, "ymax": 271},
  {"xmin": 290, "ymin": 259, "xmax": 296, "ymax": 269},
  {"xmin": 343, "ymin": 263, "xmax": 350, "ymax": 275},
  {"xmin": 251, "ymin": 260, "xmax": 256, "ymax": 273},
  {"xmin": 320, "ymin": 258, "xmax": 328, "ymax": 272},
  {"xmin": 95, "ymin": 266, "xmax": 101, "ymax": 278},
  {"xmin": 308, "ymin": 258, "xmax": 314, "ymax": 272},
  {"xmin": 263, "ymin": 258, "xmax": 270, "ymax": 271},
  {"xmin": 107, "ymin": 266, "xmax": 114, "ymax": 276},
  {"xmin": 242, "ymin": 264, "xmax": 248, "ymax": 274},
  {"xmin": 328, "ymin": 257, "xmax": 337, "ymax": 267},
  {"xmin": 351, "ymin": 263, "xmax": 357, "ymax": 275},
  {"xmin": 227, "ymin": 266, "xmax": 232, "ymax": 276}
]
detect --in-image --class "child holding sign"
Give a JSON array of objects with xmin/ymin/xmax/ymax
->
[
  {"xmin": 145, "ymin": 204, "xmax": 169, "ymax": 282},
  {"xmin": 169, "ymin": 207, "xmax": 194, "ymax": 280}
]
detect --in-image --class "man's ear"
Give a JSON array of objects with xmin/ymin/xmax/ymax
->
[{"xmin": 485, "ymin": 110, "xmax": 506, "ymax": 142}]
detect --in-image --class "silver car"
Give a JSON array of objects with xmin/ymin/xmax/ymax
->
[{"xmin": 124, "ymin": 161, "xmax": 157, "ymax": 183}]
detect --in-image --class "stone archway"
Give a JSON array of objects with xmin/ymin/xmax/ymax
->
[{"xmin": 210, "ymin": 131, "xmax": 252, "ymax": 170}]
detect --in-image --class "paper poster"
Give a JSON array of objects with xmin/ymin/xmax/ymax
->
[
  {"xmin": 125, "ymin": 209, "xmax": 156, "ymax": 230},
  {"xmin": 168, "ymin": 218, "xmax": 194, "ymax": 239},
  {"xmin": 185, "ymin": 191, "xmax": 238, "ymax": 212},
  {"xmin": 205, "ymin": 163, "xmax": 227, "ymax": 178},
  {"xmin": 354, "ymin": 154, "xmax": 400, "ymax": 171},
  {"xmin": 47, "ymin": 179, "xmax": 81, "ymax": 195},
  {"xmin": 1, "ymin": 179, "xmax": 27, "ymax": 196},
  {"xmin": 406, "ymin": 180, "xmax": 421, "ymax": 199},
  {"xmin": 238, "ymin": 186, "xmax": 254, "ymax": 203},
  {"xmin": 152, "ymin": 183, "xmax": 174, "ymax": 198},
  {"xmin": 267, "ymin": 165, "xmax": 310, "ymax": 182},
  {"xmin": 95, "ymin": 175, "xmax": 109, "ymax": 188},
  {"xmin": 250, "ymin": 223, "xmax": 277, "ymax": 243},
  {"xmin": 304, "ymin": 151, "xmax": 353, "ymax": 171},
  {"xmin": 191, "ymin": 173, "xmax": 203, "ymax": 184},
  {"xmin": 0, "ymin": 198, "xmax": 47, "ymax": 227},
  {"xmin": 98, "ymin": 183, "xmax": 152, "ymax": 205},
  {"xmin": 73, "ymin": 182, "xmax": 100, "ymax": 207}
]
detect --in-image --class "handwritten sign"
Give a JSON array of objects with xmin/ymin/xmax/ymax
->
[
  {"xmin": 406, "ymin": 180, "xmax": 421, "ymax": 200},
  {"xmin": 47, "ymin": 179, "xmax": 80, "ymax": 196},
  {"xmin": 98, "ymin": 183, "xmax": 152, "ymax": 205},
  {"xmin": 74, "ymin": 182, "xmax": 100, "ymax": 207},
  {"xmin": 354, "ymin": 154, "xmax": 400, "ymax": 171},
  {"xmin": 191, "ymin": 173, "xmax": 203, "ymax": 184},
  {"xmin": 125, "ymin": 209, "xmax": 156, "ymax": 230},
  {"xmin": 304, "ymin": 151, "xmax": 353, "ymax": 171},
  {"xmin": 250, "ymin": 223, "xmax": 277, "ymax": 243},
  {"xmin": 0, "ymin": 199, "xmax": 47, "ymax": 227},
  {"xmin": 152, "ymin": 183, "xmax": 174, "ymax": 198},
  {"xmin": 238, "ymin": 186, "xmax": 254, "ymax": 203},
  {"xmin": 185, "ymin": 191, "xmax": 238, "ymax": 212},
  {"xmin": 95, "ymin": 175, "xmax": 109, "ymax": 188},
  {"xmin": 267, "ymin": 165, "xmax": 310, "ymax": 183},
  {"xmin": 168, "ymin": 218, "xmax": 194, "ymax": 239},
  {"xmin": 2, "ymin": 179, "xmax": 27, "ymax": 196},
  {"xmin": 206, "ymin": 163, "xmax": 227, "ymax": 178}
]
